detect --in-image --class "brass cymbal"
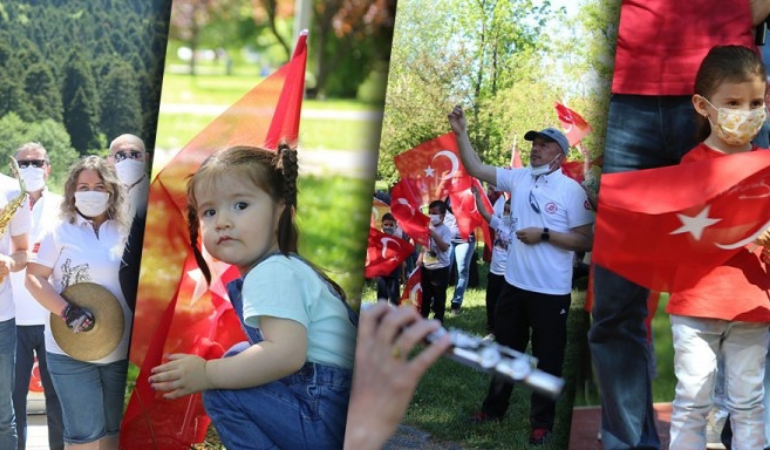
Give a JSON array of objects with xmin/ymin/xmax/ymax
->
[{"xmin": 50, "ymin": 282, "xmax": 125, "ymax": 362}]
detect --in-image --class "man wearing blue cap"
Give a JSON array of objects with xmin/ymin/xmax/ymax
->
[{"xmin": 448, "ymin": 105, "xmax": 594, "ymax": 445}]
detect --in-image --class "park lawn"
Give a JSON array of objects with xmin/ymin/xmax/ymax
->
[
  {"xmin": 158, "ymin": 72, "xmax": 382, "ymax": 112},
  {"xmin": 154, "ymin": 112, "xmax": 383, "ymax": 153},
  {"xmin": 573, "ymin": 293, "xmax": 676, "ymax": 407},
  {"xmin": 361, "ymin": 262, "xmax": 591, "ymax": 449}
]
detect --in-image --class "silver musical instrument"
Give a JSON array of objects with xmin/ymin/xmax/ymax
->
[{"xmin": 426, "ymin": 327, "xmax": 565, "ymax": 400}]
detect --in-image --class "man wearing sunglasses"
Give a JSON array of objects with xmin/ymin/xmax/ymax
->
[
  {"xmin": 107, "ymin": 134, "xmax": 149, "ymax": 218},
  {"xmin": 448, "ymin": 105, "xmax": 594, "ymax": 446},
  {"xmin": 9, "ymin": 143, "xmax": 63, "ymax": 450}
]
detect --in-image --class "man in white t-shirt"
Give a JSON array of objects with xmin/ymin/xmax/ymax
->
[
  {"xmin": 0, "ymin": 155, "xmax": 32, "ymax": 450},
  {"xmin": 10, "ymin": 143, "xmax": 63, "ymax": 450},
  {"xmin": 448, "ymin": 106, "xmax": 594, "ymax": 445}
]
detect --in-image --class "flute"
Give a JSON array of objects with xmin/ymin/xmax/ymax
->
[{"xmin": 425, "ymin": 327, "xmax": 565, "ymax": 400}]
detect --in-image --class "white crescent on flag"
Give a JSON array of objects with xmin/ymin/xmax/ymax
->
[
  {"xmin": 380, "ymin": 237, "xmax": 402, "ymax": 258},
  {"xmin": 433, "ymin": 150, "xmax": 460, "ymax": 180},
  {"xmin": 715, "ymin": 217, "xmax": 770, "ymax": 250},
  {"xmin": 395, "ymin": 198, "xmax": 415, "ymax": 217}
]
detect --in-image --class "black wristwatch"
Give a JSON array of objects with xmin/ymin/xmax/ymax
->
[{"xmin": 541, "ymin": 227, "xmax": 550, "ymax": 242}]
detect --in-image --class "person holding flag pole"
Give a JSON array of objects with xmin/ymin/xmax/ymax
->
[{"xmin": 448, "ymin": 105, "xmax": 594, "ymax": 444}]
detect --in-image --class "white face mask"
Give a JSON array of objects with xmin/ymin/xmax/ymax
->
[
  {"xmin": 115, "ymin": 159, "xmax": 146, "ymax": 186},
  {"xmin": 75, "ymin": 191, "xmax": 110, "ymax": 218},
  {"xmin": 19, "ymin": 167, "xmax": 45, "ymax": 192},
  {"xmin": 529, "ymin": 155, "xmax": 560, "ymax": 177},
  {"xmin": 702, "ymin": 96, "xmax": 766, "ymax": 146},
  {"xmin": 429, "ymin": 214, "xmax": 442, "ymax": 225}
]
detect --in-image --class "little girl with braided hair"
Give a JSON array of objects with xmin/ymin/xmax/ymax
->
[{"xmin": 149, "ymin": 144, "xmax": 358, "ymax": 449}]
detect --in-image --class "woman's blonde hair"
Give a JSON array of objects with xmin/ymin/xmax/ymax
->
[{"xmin": 61, "ymin": 156, "xmax": 130, "ymax": 238}]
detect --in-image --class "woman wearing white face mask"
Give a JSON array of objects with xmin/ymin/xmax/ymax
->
[{"xmin": 25, "ymin": 156, "xmax": 132, "ymax": 450}]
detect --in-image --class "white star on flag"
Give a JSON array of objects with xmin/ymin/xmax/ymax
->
[
  {"xmin": 186, "ymin": 248, "xmax": 235, "ymax": 306},
  {"xmin": 423, "ymin": 166, "xmax": 435, "ymax": 177},
  {"xmin": 670, "ymin": 205, "xmax": 722, "ymax": 241}
]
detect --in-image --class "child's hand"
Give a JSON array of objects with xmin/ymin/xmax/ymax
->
[
  {"xmin": 149, "ymin": 354, "xmax": 210, "ymax": 399},
  {"xmin": 344, "ymin": 302, "xmax": 451, "ymax": 450}
]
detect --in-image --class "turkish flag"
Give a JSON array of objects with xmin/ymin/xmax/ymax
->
[
  {"xmin": 393, "ymin": 132, "xmax": 472, "ymax": 205},
  {"xmin": 390, "ymin": 179, "xmax": 430, "ymax": 247},
  {"xmin": 555, "ymin": 102, "xmax": 592, "ymax": 147},
  {"xmin": 561, "ymin": 160, "xmax": 587, "ymax": 184},
  {"xmin": 365, "ymin": 227, "xmax": 415, "ymax": 278},
  {"xmin": 371, "ymin": 197, "xmax": 390, "ymax": 227},
  {"xmin": 120, "ymin": 32, "xmax": 308, "ymax": 449},
  {"xmin": 511, "ymin": 146, "xmax": 523, "ymax": 169},
  {"xmin": 593, "ymin": 150, "xmax": 770, "ymax": 293},
  {"xmin": 449, "ymin": 179, "xmax": 493, "ymax": 246},
  {"xmin": 400, "ymin": 267, "xmax": 422, "ymax": 309}
]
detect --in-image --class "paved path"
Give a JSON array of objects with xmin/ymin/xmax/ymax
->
[{"xmin": 569, "ymin": 403, "xmax": 672, "ymax": 449}]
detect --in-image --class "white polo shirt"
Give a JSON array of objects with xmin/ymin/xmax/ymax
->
[
  {"xmin": 496, "ymin": 167, "xmax": 594, "ymax": 295},
  {"xmin": 12, "ymin": 190, "xmax": 63, "ymax": 325},
  {"xmin": 0, "ymin": 178, "xmax": 33, "ymax": 322},
  {"xmin": 31, "ymin": 214, "xmax": 131, "ymax": 364}
]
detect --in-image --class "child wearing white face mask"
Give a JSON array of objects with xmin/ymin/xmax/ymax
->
[
  {"xmin": 666, "ymin": 45, "xmax": 770, "ymax": 450},
  {"xmin": 419, "ymin": 200, "xmax": 452, "ymax": 323}
]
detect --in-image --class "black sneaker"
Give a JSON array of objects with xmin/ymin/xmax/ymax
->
[{"xmin": 529, "ymin": 428, "xmax": 553, "ymax": 446}]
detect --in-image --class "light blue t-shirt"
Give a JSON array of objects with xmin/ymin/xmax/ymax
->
[{"xmin": 241, "ymin": 255, "xmax": 356, "ymax": 369}]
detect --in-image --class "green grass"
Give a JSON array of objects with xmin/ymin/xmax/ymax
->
[
  {"xmin": 361, "ymin": 261, "xmax": 591, "ymax": 449},
  {"xmin": 573, "ymin": 293, "xmax": 676, "ymax": 407},
  {"xmin": 154, "ymin": 112, "xmax": 382, "ymax": 153},
  {"xmin": 159, "ymin": 73, "xmax": 382, "ymax": 111}
]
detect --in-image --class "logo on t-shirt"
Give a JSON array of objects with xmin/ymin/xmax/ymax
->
[
  {"xmin": 32, "ymin": 242, "xmax": 40, "ymax": 254},
  {"xmin": 545, "ymin": 202, "xmax": 558, "ymax": 214},
  {"xmin": 584, "ymin": 199, "xmax": 591, "ymax": 210}
]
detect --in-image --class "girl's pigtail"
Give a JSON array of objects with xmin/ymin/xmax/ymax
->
[
  {"xmin": 276, "ymin": 143, "xmax": 299, "ymax": 254},
  {"xmin": 187, "ymin": 202, "xmax": 212, "ymax": 284}
]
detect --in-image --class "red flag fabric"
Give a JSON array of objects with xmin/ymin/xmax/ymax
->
[
  {"xmin": 400, "ymin": 267, "xmax": 422, "ymax": 309},
  {"xmin": 561, "ymin": 160, "xmax": 587, "ymax": 184},
  {"xmin": 593, "ymin": 150, "xmax": 770, "ymax": 293},
  {"xmin": 393, "ymin": 132, "xmax": 472, "ymax": 205},
  {"xmin": 511, "ymin": 146, "xmax": 523, "ymax": 169},
  {"xmin": 390, "ymin": 179, "xmax": 430, "ymax": 247},
  {"xmin": 365, "ymin": 227, "xmax": 415, "ymax": 278},
  {"xmin": 555, "ymin": 102, "xmax": 592, "ymax": 146},
  {"xmin": 371, "ymin": 197, "xmax": 390, "ymax": 227},
  {"xmin": 448, "ymin": 179, "xmax": 493, "ymax": 246},
  {"xmin": 120, "ymin": 32, "xmax": 308, "ymax": 449}
]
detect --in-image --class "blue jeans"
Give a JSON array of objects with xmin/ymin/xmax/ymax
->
[
  {"xmin": 203, "ymin": 343, "xmax": 352, "ymax": 450},
  {"xmin": 13, "ymin": 325, "xmax": 63, "ymax": 450},
  {"xmin": 46, "ymin": 354, "xmax": 128, "ymax": 445},
  {"xmin": 0, "ymin": 319, "xmax": 17, "ymax": 449},
  {"xmin": 589, "ymin": 94, "xmax": 697, "ymax": 450},
  {"xmin": 449, "ymin": 236, "xmax": 475, "ymax": 309}
]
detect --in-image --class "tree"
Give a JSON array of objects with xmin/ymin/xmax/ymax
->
[
  {"xmin": 100, "ymin": 61, "xmax": 143, "ymax": 143},
  {"xmin": 23, "ymin": 63, "xmax": 63, "ymax": 123},
  {"xmin": 0, "ymin": 113, "xmax": 79, "ymax": 193},
  {"xmin": 62, "ymin": 51, "xmax": 102, "ymax": 154}
]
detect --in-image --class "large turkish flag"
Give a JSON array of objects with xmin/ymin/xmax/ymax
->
[{"xmin": 593, "ymin": 150, "xmax": 770, "ymax": 292}]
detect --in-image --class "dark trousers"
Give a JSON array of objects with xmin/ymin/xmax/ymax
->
[
  {"xmin": 481, "ymin": 283, "xmax": 571, "ymax": 430},
  {"xmin": 485, "ymin": 273, "xmax": 505, "ymax": 334},
  {"xmin": 375, "ymin": 276, "xmax": 401, "ymax": 305},
  {"xmin": 13, "ymin": 325, "xmax": 63, "ymax": 450},
  {"xmin": 420, "ymin": 265, "xmax": 450, "ymax": 323}
]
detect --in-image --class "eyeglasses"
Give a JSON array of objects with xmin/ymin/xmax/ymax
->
[
  {"xmin": 114, "ymin": 149, "xmax": 143, "ymax": 162},
  {"xmin": 17, "ymin": 160, "xmax": 47, "ymax": 169}
]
